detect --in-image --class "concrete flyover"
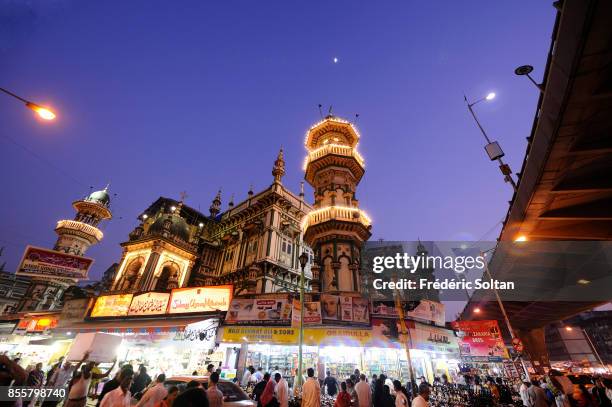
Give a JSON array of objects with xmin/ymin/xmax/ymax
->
[{"xmin": 462, "ymin": 0, "xmax": 612, "ymax": 372}]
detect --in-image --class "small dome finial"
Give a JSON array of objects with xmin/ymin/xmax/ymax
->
[
  {"xmin": 248, "ymin": 184, "xmax": 254, "ymax": 197},
  {"xmin": 272, "ymin": 147, "xmax": 285, "ymax": 184},
  {"xmin": 209, "ymin": 189, "xmax": 222, "ymax": 218}
]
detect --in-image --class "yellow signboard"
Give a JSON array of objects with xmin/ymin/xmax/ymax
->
[
  {"xmin": 218, "ymin": 326, "xmax": 372, "ymax": 346},
  {"xmin": 168, "ymin": 285, "xmax": 232, "ymax": 314},
  {"xmin": 91, "ymin": 294, "xmax": 133, "ymax": 318}
]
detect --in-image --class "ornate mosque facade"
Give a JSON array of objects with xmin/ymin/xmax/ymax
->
[{"xmin": 107, "ymin": 115, "xmax": 372, "ymax": 299}]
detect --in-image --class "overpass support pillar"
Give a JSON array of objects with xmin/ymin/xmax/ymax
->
[{"xmin": 517, "ymin": 327, "xmax": 550, "ymax": 375}]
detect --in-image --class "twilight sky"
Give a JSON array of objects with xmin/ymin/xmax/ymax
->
[{"xmin": 0, "ymin": 1, "xmax": 555, "ymax": 282}]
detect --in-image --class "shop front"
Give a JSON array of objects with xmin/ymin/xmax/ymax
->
[{"xmin": 217, "ymin": 322, "xmax": 460, "ymax": 387}]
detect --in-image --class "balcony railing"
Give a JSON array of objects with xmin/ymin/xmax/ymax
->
[
  {"xmin": 302, "ymin": 206, "xmax": 371, "ymax": 231},
  {"xmin": 55, "ymin": 220, "xmax": 104, "ymax": 240},
  {"xmin": 304, "ymin": 144, "xmax": 365, "ymax": 169}
]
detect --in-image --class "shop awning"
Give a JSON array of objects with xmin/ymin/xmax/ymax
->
[{"xmin": 53, "ymin": 317, "xmax": 217, "ymax": 335}]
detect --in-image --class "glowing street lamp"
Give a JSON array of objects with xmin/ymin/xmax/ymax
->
[
  {"xmin": 464, "ymin": 92, "xmax": 517, "ymax": 191},
  {"xmin": 514, "ymin": 235, "xmax": 528, "ymax": 242},
  {"xmin": 1, "ymin": 87, "xmax": 56, "ymax": 121}
]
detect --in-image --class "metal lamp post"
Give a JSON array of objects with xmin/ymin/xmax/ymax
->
[
  {"xmin": 297, "ymin": 251, "xmax": 309, "ymax": 391},
  {"xmin": 464, "ymin": 93, "xmax": 517, "ymax": 191},
  {"xmin": 1, "ymin": 87, "xmax": 56, "ymax": 120}
]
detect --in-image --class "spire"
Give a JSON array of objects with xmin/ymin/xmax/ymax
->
[
  {"xmin": 248, "ymin": 184, "xmax": 254, "ymax": 197},
  {"xmin": 228, "ymin": 193, "xmax": 235, "ymax": 208},
  {"xmin": 272, "ymin": 147, "xmax": 286, "ymax": 184},
  {"xmin": 174, "ymin": 191, "xmax": 187, "ymax": 217},
  {"xmin": 209, "ymin": 190, "xmax": 222, "ymax": 218},
  {"xmin": 299, "ymin": 181, "xmax": 305, "ymax": 199}
]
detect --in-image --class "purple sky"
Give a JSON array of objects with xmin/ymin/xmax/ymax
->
[{"xmin": 0, "ymin": 1, "xmax": 555, "ymax": 282}]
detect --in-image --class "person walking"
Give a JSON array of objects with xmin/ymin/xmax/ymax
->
[
  {"xmin": 253, "ymin": 373, "xmax": 270, "ymax": 407},
  {"xmin": 260, "ymin": 372, "xmax": 277, "ymax": 407},
  {"xmin": 207, "ymin": 372, "xmax": 224, "ymax": 407},
  {"xmin": 347, "ymin": 379, "xmax": 359, "ymax": 407},
  {"xmin": 138, "ymin": 373, "xmax": 168, "ymax": 407},
  {"xmin": 42, "ymin": 362, "xmax": 75, "ymax": 407},
  {"xmin": 302, "ymin": 368, "xmax": 321, "ymax": 407},
  {"xmin": 411, "ymin": 383, "xmax": 430, "ymax": 407},
  {"xmin": 324, "ymin": 371, "xmax": 339, "ymax": 397},
  {"xmin": 335, "ymin": 382, "xmax": 352, "ymax": 407},
  {"xmin": 274, "ymin": 373, "xmax": 289, "ymax": 407},
  {"xmin": 100, "ymin": 369, "xmax": 134, "ymax": 407},
  {"xmin": 355, "ymin": 374, "xmax": 371, "ymax": 407},
  {"xmin": 254, "ymin": 367, "xmax": 264, "ymax": 383},
  {"xmin": 527, "ymin": 379, "xmax": 549, "ymax": 407},
  {"xmin": 520, "ymin": 380, "xmax": 533, "ymax": 407},
  {"xmin": 155, "ymin": 385, "xmax": 179, "ymax": 407},
  {"xmin": 393, "ymin": 381, "xmax": 408, "ymax": 407},
  {"xmin": 66, "ymin": 353, "xmax": 116, "ymax": 407},
  {"xmin": 242, "ymin": 366, "xmax": 255, "ymax": 387},
  {"xmin": 131, "ymin": 365, "xmax": 152, "ymax": 396}
]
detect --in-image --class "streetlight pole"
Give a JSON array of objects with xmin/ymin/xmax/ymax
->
[
  {"xmin": 464, "ymin": 93, "xmax": 517, "ymax": 191},
  {"xmin": 481, "ymin": 250, "xmax": 530, "ymax": 380},
  {"xmin": 297, "ymin": 252, "xmax": 309, "ymax": 392},
  {"xmin": 1, "ymin": 87, "xmax": 56, "ymax": 120}
]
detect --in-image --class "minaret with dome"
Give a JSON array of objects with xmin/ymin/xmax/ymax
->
[
  {"xmin": 54, "ymin": 186, "xmax": 113, "ymax": 256},
  {"xmin": 302, "ymin": 115, "xmax": 372, "ymax": 294}
]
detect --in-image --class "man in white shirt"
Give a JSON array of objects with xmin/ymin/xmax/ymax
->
[
  {"xmin": 100, "ymin": 370, "xmax": 133, "ymax": 407},
  {"xmin": 207, "ymin": 372, "xmax": 224, "ymax": 407},
  {"xmin": 274, "ymin": 373, "xmax": 289, "ymax": 407},
  {"xmin": 411, "ymin": 383, "xmax": 430, "ymax": 407},
  {"xmin": 253, "ymin": 367, "xmax": 264, "ymax": 383},
  {"xmin": 137, "ymin": 373, "xmax": 168, "ymax": 407},
  {"xmin": 301, "ymin": 368, "xmax": 321, "ymax": 407},
  {"xmin": 241, "ymin": 366, "xmax": 254, "ymax": 387},
  {"xmin": 355, "ymin": 374, "xmax": 371, "ymax": 407}
]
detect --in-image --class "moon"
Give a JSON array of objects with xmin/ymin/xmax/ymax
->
[{"xmin": 333, "ymin": 57, "xmax": 338, "ymax": 63}]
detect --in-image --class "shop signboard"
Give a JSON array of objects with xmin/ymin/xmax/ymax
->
[
  {"xmin": 168, "ymin": 285, "xmax": 232, "ymax": 314},
  {"xmin": 15, "ymin": 316, "xmax": 58, "ymax": 333},
  {"xmin": 371, "ymin": 299, "xmax": 445, "ymax": 326},
  {"xmin": 128, "ymin": 292, "xmax": 170, "ymax": 316},
  {"xmin": 218, "ymin": 326, "xmax": 372, "ymax": 346},
  {"xmin": 225, "ymin": 298, "xmax": 292, "ymax": 325},
  {"xmin": 90, "ymin": 294, "xmax": 133, "ymax": 318},
  {"xmin": 57, "ymin": 298, "xmax": 92, "ymax": 327},
  {"xmin": 451, "ymin": 320, "xmax": 509, "ymax": 362},
  {"xmin": 291, "ymin": 300, "xmax": 322, "ymax": 326},
  {"xmin": 321, "ymin": 294, "xmax": 369, "ymax": 325},
  {"xmin": 218, "ymin": 326, "xmax": 299, "ymax": 344},
  {"xmin": 16, "ymin": 246, "xmax": 93, "ymax": 281},
  {"xmin": 410, "ymin": 322, "xmax": 460, "ymax": 354}
]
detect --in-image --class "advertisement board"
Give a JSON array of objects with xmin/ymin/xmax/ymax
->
[
  {"xmin": 371, "ymin": 299, "xmax": 445, "ymax": 326},
  {"xmin": 451, "ymin": 320, "xmax": 509, "ymax": 362},
  {"xmin": 321, "ymin": 294, "xmax": 369, "ymax": 325},
  {"xmin": 291, "ymin": 300, "xmax": 322, "ymax": 326},
  {"xmin": 57, "ymin": 298, "xmax": 92, "ymax": 327},
  {"xmin": 90, "ymin": 294, "xmax": 133, "ymax": 318},
  {"xmin": 168, "ymin": 285, "xmax": 232, "ymax": 314},
  {"xmin": 15, "ymin": 316, "xmax": 58, "ymax": 333},
  {"xmin": 17, "ymin": 246, "xmax": 93, "ymax": 280},
  {"xmin": 225, "ymin": 298, "xmax": 291, "ymax": 325},
  {"xmin": 128, "ymin": 292, "xmax": 170, "ymax": 316}
]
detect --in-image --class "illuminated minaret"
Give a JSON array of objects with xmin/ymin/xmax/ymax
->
[
  {"xmin": 54, "ymin": 186, "xmax": 113, "ymax": 256},
  {"xmin": 302, "ymin": 115, "xmax": 372, "ymax": 293}
]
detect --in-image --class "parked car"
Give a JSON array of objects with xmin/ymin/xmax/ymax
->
[{"xmin": 164, "ymin": 376, "xmax": 256, "ymax": 407}]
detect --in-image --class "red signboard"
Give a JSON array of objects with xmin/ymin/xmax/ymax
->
[
  {"xmin": 451, "ymin": 320, "xmax": 509, "ymax": 362},
  {"xmin": 17, "ymin": 246, "xmax": 93, "ymax": 280}
]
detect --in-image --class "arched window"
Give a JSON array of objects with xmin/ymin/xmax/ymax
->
[
  {"xmin": 337, "ymin": 256, "xmax": 352, "ymax": 291},
  {"xmin": 155, "ymin": 262, "xmax": 179, "ymax": 291},
  {"xmin": 119, "ymin": 257, "xmax": 143, "ymax": 290}
]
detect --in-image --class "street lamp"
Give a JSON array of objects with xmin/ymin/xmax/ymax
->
[
  {"xmin": 1, "ymin": 87, "xmax": 56, "ymax": 121},
  {"xmin": 514, "ymin": 65, "xmax": 544, "ymax": 93},
  {"xmin": 464, "ymin": 92, "xmax": 517, "ymax": 191},
  {"xmin": 297, "ymin": 251, "xmax": 309, "ymax": 391}
]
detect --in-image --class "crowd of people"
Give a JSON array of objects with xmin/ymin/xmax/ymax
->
[{"xmin": 240, "ymin": 365, "xmax": 612, "ymax": 407}]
